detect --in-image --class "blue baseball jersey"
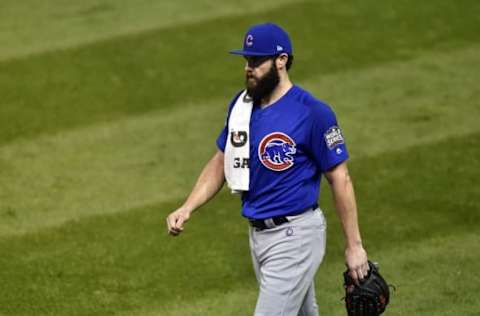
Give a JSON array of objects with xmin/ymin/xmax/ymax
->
[{"xmin": 217, "ymin": 85, "xmax": 349, "ymax": 220}]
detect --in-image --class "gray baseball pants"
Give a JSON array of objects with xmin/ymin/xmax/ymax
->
[{"xmin": 249, "ymin": 208, "xmax": 327, "ymax": 316}]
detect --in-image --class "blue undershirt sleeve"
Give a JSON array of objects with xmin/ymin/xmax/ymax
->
[{"xmin": 216, "ymin": 126, "xmax": 228, "ymax": 152}]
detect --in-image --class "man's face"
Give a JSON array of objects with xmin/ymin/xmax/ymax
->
[{"xmin": 244, "ymin": 55, "xmax": 280, "ymax": 103}]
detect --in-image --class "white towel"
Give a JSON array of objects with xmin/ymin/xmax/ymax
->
[{"xmin": 224, "ymin": 90, "xmax": 253, "ymax": 193}]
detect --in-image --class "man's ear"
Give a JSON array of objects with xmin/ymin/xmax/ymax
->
[{"xmin": 276, "ymin": 53, "xmax": 289, "ymax": 70}]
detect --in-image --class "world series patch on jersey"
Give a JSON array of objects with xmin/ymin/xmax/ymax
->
[{"xmin": 324, "ymin": 126, "xmax": 345, "ymax": 150}]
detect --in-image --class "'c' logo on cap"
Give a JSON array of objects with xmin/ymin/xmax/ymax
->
[{"xmin": 246, "ymin": 34, "xmax": 254, "ymax": 47}]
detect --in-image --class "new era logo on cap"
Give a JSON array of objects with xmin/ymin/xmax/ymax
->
[{"xmin": 229, "ymin": 23, "xmax": 293, "ymax": 56}]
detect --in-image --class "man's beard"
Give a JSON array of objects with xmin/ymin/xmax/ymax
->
[{"xmin": 245, "ymin": 63, "xmax": 280, "ymax": 104}]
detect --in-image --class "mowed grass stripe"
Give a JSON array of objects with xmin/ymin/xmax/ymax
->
[
  {"xmin": 0, "ymin": 100, "xmax": 226, "ymax": 236},
  {"xmin": 121, "ymin": 232, "xmax": 479, "ymax": 316},
  {"xmin": 1, "ymin": 44, "xmax": 479, "ymax": 236},
  {"xmin": 305, "ymin": 44, "xmax": 480, "ymax": 157},
  {"xmin": 0, "ymin": 0, "xmax": 298, "ymax": 62},
  {"xmin": 1, "ymin": 132, "xmax": 478, "ymax": 315},
  {"xmin": 1, "ymin": 0, "xmax": 479, "ymax": 145}
]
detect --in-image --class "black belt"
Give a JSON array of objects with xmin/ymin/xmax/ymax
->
[
  {"xmin": 249, "ymin": 215, "xmax": 289, "ymax": 230},
  {"xmin": 249, "ymin": 206, "xmax": 317, "ymax": 231}
]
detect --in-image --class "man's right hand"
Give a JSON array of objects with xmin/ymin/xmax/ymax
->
[
  {"xmin": 166, "ymin": 207, "xmax": 192, "ymax": 236},
  {"xmin": 165, "ymin": 150, "xmax": 225, "ymax": 237}
]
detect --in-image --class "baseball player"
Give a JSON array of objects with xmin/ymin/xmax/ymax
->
[{"xmin": 166, "ymin": 23, "xmax": 369, "ymax": 316}]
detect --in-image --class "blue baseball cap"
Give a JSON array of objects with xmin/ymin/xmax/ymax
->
[{"xmin": 229, "ymin": 23, "xmax": 293, "ymax": 56}]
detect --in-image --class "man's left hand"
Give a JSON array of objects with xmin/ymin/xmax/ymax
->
[{"xmin": 345, "ymin": 244, "xmax": 369, "ymax": 284}]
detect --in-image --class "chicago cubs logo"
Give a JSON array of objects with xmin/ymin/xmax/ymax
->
[
  {"xmin": 245, "ymin": 34, "xmax": 254, "ymax": 47},
  {"xmin": 258, "ymin": 132, "xmax": 296, "ymax": 171}
]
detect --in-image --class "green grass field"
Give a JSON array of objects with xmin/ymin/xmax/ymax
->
[{"xmin": 1, "ymin": 0, "xmax": 479, "ymax": 315}]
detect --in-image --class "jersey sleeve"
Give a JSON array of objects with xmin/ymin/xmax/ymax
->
[
  {"xmin": 216, "ymin": 125, "xmax": 228, "ymax": 152},
  {"xmin": 216, "ymin": 91, "xmax": 243, "ymax": 152},
  {"xmin": 309, "ymin": 103, "xmax": 349, "ymax": 172}
]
